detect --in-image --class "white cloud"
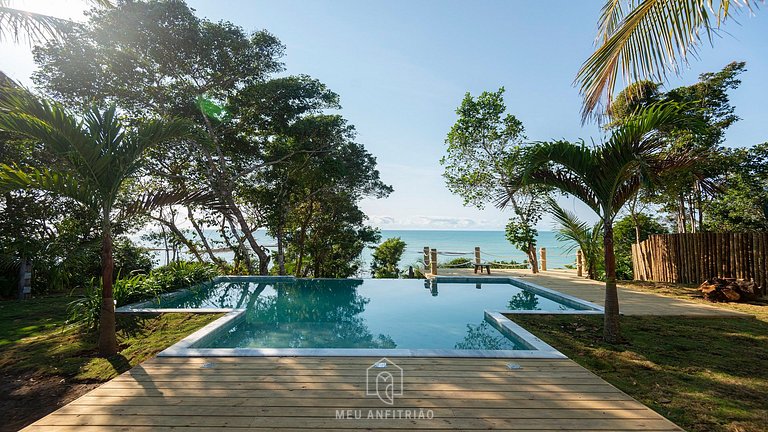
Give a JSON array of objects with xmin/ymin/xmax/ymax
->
[{"xmin": 368, "ymin": 215, "xmax": 505, "ymax": 230}]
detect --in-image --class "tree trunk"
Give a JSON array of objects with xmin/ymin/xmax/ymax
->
[
  {"xmin": 98, "ymin": 211, "xmax": 118, "ymax": 357},
  {"xmin": 688, "ymin": 194, "xmax": 697, "ymax": 233},
  {"xmin": 602, "ymin": 221, "xmax": 621, "ymax": 343},
  {"xmin": 224, "ymin": 215, "xmax": 252, "ymax": 273},
  {"xmin": 294, "ymin": 204, "xmax": 315, "ymax": 278},
  {"xmin": 161, "ymin": 226, "xmax": 170, "ymax": 265},
  {"xmin": 16, "ymin": 257, "xmax": 31, "ymax": 300},
  {"xmin": 678, "ymin": 195, "xmax": 687, "ymax": 234},
  {"xmin": 695, "ymin": 180, "xmax": 704, "ymax": 230},
  {"xmin": 527, "ymin": 243, "xmax": 539, "ymax": 274},
  {"xmin": 153, "ymin": 216, "xmax": 205, "ymax": 263},
  {"xmin": 195, "ymin": 116, "xmax": 270, "ymax": 274},
  {"xmin": 188, "ymin": 207, "xmax": 220, "ymax": 264},
  {"xmin": 276, "ymin": 226, "xmax": 286, "ymax": 275},
  {"xmin": 228, "ymin": 203, "xmax": 270, "ymax": 275}
]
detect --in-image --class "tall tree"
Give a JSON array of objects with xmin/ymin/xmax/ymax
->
[
  {"xmin": 32, "ymin": 1, "xmax": 359, "ymax": 274},
  {"xmin": 441, "ymin": 88, "xmax": 547, "ymax": 272},
  {"xmin": 507, "ymin": 103, "xmax": 702, "ymax": 342},
  {"xmin": 0, "ymin": 89, "xmax": 203, "ymax": 356},
  {"xmin": 32, "ymin": 0, "xmax": 283, "ymax": 273},
  {"xmin": 608, "ymin": 62, "xmax": 746, "ymax": 232},
  {"xmin": 704, "ymin": 143, "xmax": 768, "ymax": 231},
  {"xmin": 576, "ymin": 0, "xmax": 760, "ymax": 120}
]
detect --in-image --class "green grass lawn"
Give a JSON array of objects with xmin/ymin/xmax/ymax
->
[
  {"xmin": 513, "ymin": 287, "xmax": 768, "ymax": 432},
  {"xmin": 0, "ymin": 293, "xmax": 220, "ymax": 430}
]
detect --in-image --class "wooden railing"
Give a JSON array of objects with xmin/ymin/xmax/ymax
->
[{"xmin": 631, "ymin": 232, "xmax": 768, "ymax": 295}]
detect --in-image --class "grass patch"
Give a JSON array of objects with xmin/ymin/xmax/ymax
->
[
  {"xmin": 513, "ymin": 310, "xmax": 768, "ymax": 432},
  {"xmin": 0, "ymin": 294, "xmax": 220, "ymax": 380},
  {"xmin": 1, "ymin": 292, "xmax": 221, "ymax": 431}
]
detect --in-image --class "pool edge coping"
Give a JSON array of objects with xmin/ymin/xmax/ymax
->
[{"xmin": 118, "ymin": 276, "xmax": 602, "ymax": 359}]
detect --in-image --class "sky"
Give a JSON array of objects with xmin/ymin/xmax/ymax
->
[{"xmin": 2, "ymin": 0, "xmax": 767, "ymax": 231}]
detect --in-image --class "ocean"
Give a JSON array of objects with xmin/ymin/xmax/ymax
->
[
  {"xmin": 140, "ymin": 230, "xmax": 578, "ymax": 272},
  {"xmin": 376, "ymin": 230, "xmax": 575, "ymax": 269}
]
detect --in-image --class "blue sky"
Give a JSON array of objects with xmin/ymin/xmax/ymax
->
[{"xmin": 2, "ymin": 0, "xmax": 767, "ymax": 230}]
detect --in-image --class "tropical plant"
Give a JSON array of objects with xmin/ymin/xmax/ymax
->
[
  {"xmin": 371, "ymin": 237, "xmax": 407, "ymax": 278},
  {"xmin": 505, "ymin": 103, "xmax": 703, "ymax": 342},
  {"xmin": 0, "ymin": 88, "xmax": 209, "ymax": 356},
  {"xmin": 576, "ymin": 0, "xmax": 761, "ymax": 120},
  {"xmin": 547, "ymin": 198, "xmax": 603, "ymax": 280},
  {"xmin": 612, "ymin": 213, "xmax": 668, "ymax": 279},
  {"xmin": 68, "ymin": 261, "xmax": 218, "ymax": 328},
  {"xmin": 0, "ymin": 0, "xmax": 112, "ymax": 44}
]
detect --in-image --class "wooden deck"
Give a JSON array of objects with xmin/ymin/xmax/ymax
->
[
  {"xmin": 24, "ymin": 356, "xmax": 683, "ymax": 431},
  {"xmin": 435, "ymin": 268, "xmax": 750, "ymax": 316}
]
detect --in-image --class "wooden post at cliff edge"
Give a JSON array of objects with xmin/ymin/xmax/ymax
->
[
  {"xmin": 474, "ymin": 247, "xmax": 481, "ymax": 265},
  {"xmin": 423, "ymin": 247, "xmax": 430, "ymax": 267},
  {"xmin": 430, "ymin": 249, "xmax": 438, "ymax": 275},
  {"xmin": 540, "ymin": 248, "xmax": 547, "ymax": 272}
]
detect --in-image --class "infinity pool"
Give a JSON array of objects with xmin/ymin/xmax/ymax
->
[{"xmin": 143, "ymin": 277, "xmax": 597, "ymax": 351}]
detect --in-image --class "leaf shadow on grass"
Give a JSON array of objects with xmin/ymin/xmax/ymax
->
[{"xmin": 514, "ymin": 314, "xmax": 768, "ymax": 432}]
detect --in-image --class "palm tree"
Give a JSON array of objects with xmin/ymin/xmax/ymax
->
[
  {"xmin": 576, "ymin": 0, "xmax": 761, "ymax": 121},
  {"xmin": 507, "ymin": 103, "xmax": 702, "ymax": 342},
  {"xmin": 547, "ymin": 198, "xmax": 603, "ymax": 280},
  {"xmin": 0, "ymin": 0, "xmax": 112, "ymax": 44},
  {"xmin": 0, "ymin": 88, "xmax": 207, "ymax": 356}
]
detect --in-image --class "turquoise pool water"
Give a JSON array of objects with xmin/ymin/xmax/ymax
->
[{"xmin": 151, "ymin": 278, "xmax": 592, "ymax": 350}]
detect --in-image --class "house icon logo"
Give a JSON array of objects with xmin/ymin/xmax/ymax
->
[{"xmin": 365, "ymin": 357, "xmax": 403, "ymax": 405}]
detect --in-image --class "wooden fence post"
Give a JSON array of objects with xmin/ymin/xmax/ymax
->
[
  {"xmin": 576, "ymin": 249, "xmax": 583, "ymax": 277},
  {"xmin": 629, "ymin": 232, "xmax": 767, "ymax": 296},
  {"xmin": 539, "ymin": 248, "xmax": 547, "ymax": 271},
  {"xmin": 474, "ymin": 246, "xmax": 481, "ymax": 265},
  {"xmin": 430, "ymin": 249, "xmax": 438, "ymax": 275},
  {"xmin": 423, "ymin": 246, "xmax": 430, "ymax": 267},
  {"xmin": 17, "ymin": 258, "xmax": 32, "ymax": 300}
]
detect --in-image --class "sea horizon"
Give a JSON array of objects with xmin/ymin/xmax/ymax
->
[{"xmin": 137, "ymin": 229, "xmax": 577, "ymax": 272}]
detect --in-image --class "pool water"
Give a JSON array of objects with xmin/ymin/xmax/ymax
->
[{"xmin": 152, "ymin": 278, "xmax": 590, "ymax": 350}]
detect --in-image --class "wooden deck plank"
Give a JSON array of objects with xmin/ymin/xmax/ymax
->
[
  {"xmin": 24, "ymin": 428, "xmax": 683, "ymax": 432},
  {"xmin": 124, "ymin": 368, "xmax": 599, "ymax": 377},
  {"xmin": 24, "ymin": 356, "xmax": 683, "ymax": 431},
  {"xmin": 53, "ymin": 388, "xmax": 635, "ymax": 400},
  {"xmin": 111, "ymin": 374, "xmax": 607, "ymax": 384},
  {"xmin": 51, "ymin": 404, "xmax": 667, "ymax": 419},
  {"xmin": 67, "ymin": 396, "xmax": 650, "ymax": 410},
  {"xmin": 31, "ymin": 414, "xmax": 681, "ymax": 430}
]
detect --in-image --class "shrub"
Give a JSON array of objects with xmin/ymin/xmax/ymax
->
[
  {"xmin": 371, "ymin": 237, "xmax": 407, "ymax": 278},
  {"xmin": 67, "ymin": 278, "xmax": 102, "ymax": 329},
  {"xmin": 67, "ymin": 261, "xmax": 218, "ymax": 328}
]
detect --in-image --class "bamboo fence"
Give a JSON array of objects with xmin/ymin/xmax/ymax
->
[{"xmin": 631, "ymin": 232, "xmax": 768, "ymax": 295}]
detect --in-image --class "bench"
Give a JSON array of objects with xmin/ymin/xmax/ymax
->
[{"xmin": 473, "ymin": 263, "xmax": 491, "ymax": 275}]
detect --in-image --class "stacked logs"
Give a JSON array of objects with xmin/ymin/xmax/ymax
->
[{"xmin": 698, "ymin": 278, "xmax": 761, "ymax": 303}]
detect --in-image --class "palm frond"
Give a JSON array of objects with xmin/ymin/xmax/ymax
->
[
  {"xmin": 119, "ymin": 189, "xmax": 225, "ymax": 217},
  {"xmin": 576, "ymin": 0, "xmax": 759, "ymax": 122},
  {"xmin": 0, "ymin": 164, "xmax": 99, "ymax": 208},
  {"xmin": 0, "ymin": 87, "xmax": 94, "ymax": 162},
  {"xmin": 0, "ymin": 0, "xmax": 114, "ymax": 44},
  {"xmin": 0, "ymin": 5, "xmax": 73, "ymax": 44},
  {"xmin": 547, "ymin": 197, "xmax": 592, "ymax": 252},
  {"xmin": 0, "ymin": 252, "xmax": 19, "ymax": 271},
  {"xmin": 524, "ymin": 168, "xmax": 601, "ymax": 214}
]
